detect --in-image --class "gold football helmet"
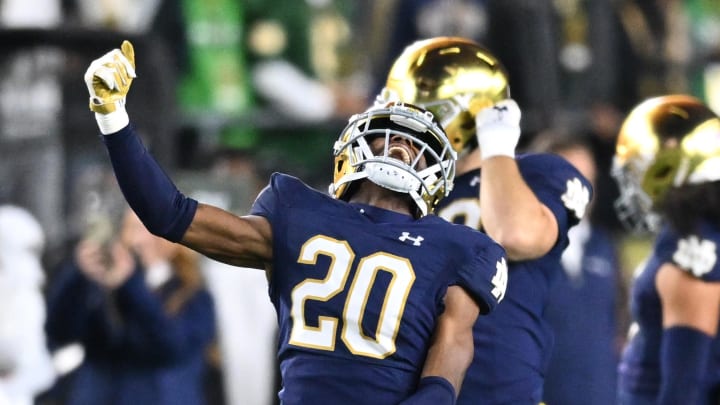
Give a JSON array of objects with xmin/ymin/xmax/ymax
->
[
  {"xmin": 380, "ymin": 37, "xmax": 510, "ymax": 156},
  {"xmin": 329, "ymin": 102, "xmax": 456, "ymax": 217},
  {"xmin": 612, "ymin": 94, "xmax": 720, "ymax": 233}
]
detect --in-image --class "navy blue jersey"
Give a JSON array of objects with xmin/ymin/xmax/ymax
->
[
  {"xmin": 435, "ymin": 153, "xmax": 591, "ymax": 404},
  {"xmin": 250, "ymin": 173, "xmax": 507, "ymax": 405},
  {"xmin": 618, "ymin": 221, "xmax": 720, "ymax": 401}
]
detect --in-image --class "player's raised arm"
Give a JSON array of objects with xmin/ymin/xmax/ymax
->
[
  {"xmin": 475, "ymin": 99, "xmax": 559, "ymax": 260},
  {"xmin": 83, "ymin": 41, "xmax": 272, "ymax": 269}
]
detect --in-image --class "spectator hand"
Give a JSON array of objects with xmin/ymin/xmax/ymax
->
[
  {"xmin": 104, "ymin": 242, "xmax": 135, "ymax": 289},
  {"xmin": 83, "ymin": 40, "xmax": 136, "ymax": 134},
  {"xmin": 76, "ymin": 239, "xmax": 135, "ymax": 290},
  {"xmin": 475, "ymin": 99, "xmax": 522, "ymax": 160}
]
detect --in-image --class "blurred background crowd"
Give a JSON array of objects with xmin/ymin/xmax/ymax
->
[{"xmin": 0, "ymin": 0, "xmax": 718, "ymax": 404}]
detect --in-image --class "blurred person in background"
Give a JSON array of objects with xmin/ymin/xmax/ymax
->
[
  {"xmin": 82, "ymin": 40, "xmax": 510, "ymax": 404},
  {"xmin": 0, "ymin": 205, "xmax": 56, "ymax": 405},
  {"xmin": 44, "ymin": 207, "xmax": 217, "ymax": 405},
  {"xmin": 613, "ymin": 95, "xmax": 720, "ymax": 405},
  {"xmin": 529, "ymin": 131, "xmax": 627, "ymax": 405},
  {"xmin": 379, "ymin": 37, "xmax": 593, "ymax": 404}
]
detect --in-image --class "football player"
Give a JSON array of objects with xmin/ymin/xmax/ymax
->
[
  {"xmin": 379, "ymin": 37, "xmax": 592, "ymax": 404},
  {"xmin": 83, "ymin": 41, "xmax": 509, "ymax": 405},
  {"xmin": 613, "ymin": 95, "xmax": 720, "ymax": 405}
]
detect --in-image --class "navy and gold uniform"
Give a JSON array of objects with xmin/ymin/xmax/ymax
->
[
  {"xmin": 84, "ymin": 40, "xmax": 505, "ymax": 405},
  {"xmin": 611, "ymin": 94, "xmax": 720, "ymax": 404},
  {"xmin": 618, "ymin": 221, "xmax": 720, "ymax": 400},
  {"xmin": 435, "ymin": 153, "xmax": 591, "ymax": 404},
  {"xmin": 251, "ymin": 173, "xmax": 507, "ymax": 405}
]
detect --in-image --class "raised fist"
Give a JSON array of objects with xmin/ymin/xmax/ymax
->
[{"xmin": 475, "ymin": 99, "xmax": 522, "ymax": 159}]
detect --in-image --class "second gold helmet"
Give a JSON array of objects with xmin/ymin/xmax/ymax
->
[{"xmin": 381, "ymin": 37, "xmax": 510, "ymax": 155}]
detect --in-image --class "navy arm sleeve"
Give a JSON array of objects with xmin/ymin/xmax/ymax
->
[
  {"xmin": 398, "ymin": 376, "xmax": 456, "ymax": 405},
  {"xmin": 101, "ymin": 125, "xmax": 197, "ymax": 242},
  {"xmin": 658, "ymin": 326, "xmax": 713, "ymax": 405}
]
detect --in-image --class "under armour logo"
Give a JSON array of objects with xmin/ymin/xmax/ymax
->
[
  {"xmin": 492, "ymin": 105, "xmax": 509, "ymax": 120},
  {"xmin": 399, "ymin": 232, "xmax": 424, "ymax": 246}
]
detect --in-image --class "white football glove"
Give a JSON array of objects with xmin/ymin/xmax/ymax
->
[
  {"xmin": 475, "ymin": 99, "xmax": 522, "ymax": 160},
  {"xmin": 83, "ymin": 40, "xmax": 136, "ymax": 134}
]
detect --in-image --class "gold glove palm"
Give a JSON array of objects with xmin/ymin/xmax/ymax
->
[{"xmin": 84, "ymin": 40, "xmax": 136, "ymax": 114}]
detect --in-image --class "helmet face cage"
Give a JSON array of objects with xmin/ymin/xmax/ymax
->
[
  {"xmin": 612, "ymin": 94, "xmax": 720, "ymax": 234},
  {"xmin": 611, "ymin": 156, "xmax": 662, "ymax": 234},
  {"xmin": 329, "ymin": 103, "xmax": 457, "ymax": 217},
  {"xmin": 415, "ymin": 96, "xmax": 477, "ymax": 153},
  {"xmin": 382, "ymin": 37, "xmax": 510, "ymax": 155}
]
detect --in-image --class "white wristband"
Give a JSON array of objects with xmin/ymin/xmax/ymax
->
[
  {"xmin": 477, "ymin": 122, "xmax": 520, "ymax": 160},
  {"xmin": 475, "ymin": 99, "xmax": 522, "ymax": 160},
  {"xmin": 95, "ymin": 108, "xmax": 129, "ymax": 135}
]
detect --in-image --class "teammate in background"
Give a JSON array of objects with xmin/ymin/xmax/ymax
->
[
  {"xmin": 380, "ymin": 37, "xmax": 592, "ymax": 404},
  {"xmin": 613, "ymin": 95, "xmax": 720, "ymax": 405},
  {"xmin": 82, "ymin": 41, "xmax": 508, "ymax": 405}
]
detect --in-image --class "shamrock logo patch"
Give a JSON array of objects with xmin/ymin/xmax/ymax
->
[
  {"xmin": 562, "ymin": 177, "xmax": 590, "ymax": 219},
  {"xmin": 673, "ymin": 235, "xmax": 717, "ymax": 277}
]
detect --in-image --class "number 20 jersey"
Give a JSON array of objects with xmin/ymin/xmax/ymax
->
[{"xmin": 250, "ymin": 173, "xmax": 507, "ymax": 405}]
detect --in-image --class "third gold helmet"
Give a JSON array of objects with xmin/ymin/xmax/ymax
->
[
  {"xmin": 612, "ymin": 94, "xmax": 720, "ymax": 233},
  {"xmin": 381, "ymin": 37, "xmax": 510, "ymax": 155}
]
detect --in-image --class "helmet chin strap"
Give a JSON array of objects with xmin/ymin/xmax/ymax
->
[{"xmin": 408, "ymin": 190, "xmax": 427, "ymax": 217}]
